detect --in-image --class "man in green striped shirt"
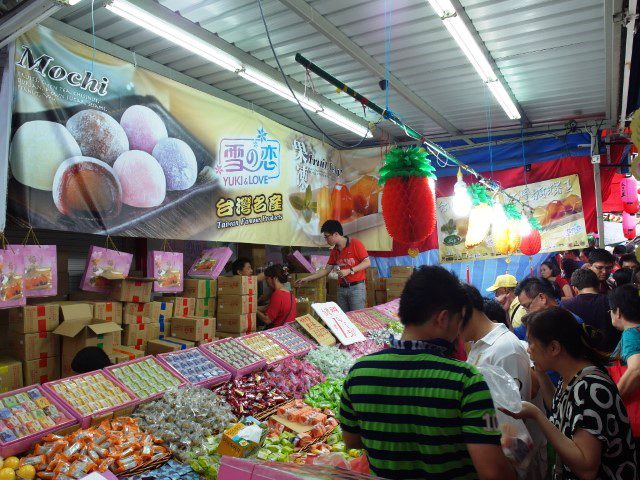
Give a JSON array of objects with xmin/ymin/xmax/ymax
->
[{"xmin": 339, "ymin": 266, "xmax": 516, "ymax": 480}]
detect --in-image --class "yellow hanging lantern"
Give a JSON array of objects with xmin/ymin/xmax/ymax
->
[{"xmin": 464, "ymin": 184, "xmax": 493, "ymax": 249}]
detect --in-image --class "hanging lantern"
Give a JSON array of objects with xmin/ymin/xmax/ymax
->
[
  {"xmin": 492, "ymin": 203, "xmax": 522, "ymax": 255},
  {"xmin": 520, "ymin": 218, "xmax": 542, "ymax": 256},
  {"xmin": 379, "ymin": 146, "xmax": 437, "ymax": 245},
  {"xmin": 452, "ymin": 168, "xmax": 472, "ymax": 217},
  {"xmin": 465, "ymin": 183, "xmax": 493, "ymax": 249},
  {"xmin": 621, "ymin": 176, "xmax": 639, "ymax": 214},
  {"xmin": 623, "ymin": 211, "xmax": 637, "ymax": 240}
]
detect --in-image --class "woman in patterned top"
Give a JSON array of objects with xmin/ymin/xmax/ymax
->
[{"xmin": 501, "ymin": 307, "xmax": 637, "ymax": 480}]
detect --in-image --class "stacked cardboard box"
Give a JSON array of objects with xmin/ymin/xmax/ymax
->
[
  {"xmin": 217, "ymin": 276, "xmax": 258, "ymax": 335},
  {"xmin": 146, "ymin": 337, "xmax": 195, "ymax": 354},
  {"xmin": 184, "ymin": 278, "xmax": 217, "ymax": 317},
  {"xmin": 292, "ymin": 273, "xmax": 327, "ymax": 303},
  {"xmin": 53, "ymin": 304, "xmax": 122, "ymax": 378},
  {"xmin": 237, "ymin": 244, "xmax": 266, "ymax": 270},
  {"xmin": 170, "ymin": 316, "xmax": 216, "ymax": 345},
  {"xmin": 365, "ymin": 268, "xmax": 387, "ymax": 307},
  {"xmin": 0, "ymin": 356, "xmax": 23, "ymax": 393},
  {"xmin": 386, "ymin": 266, "xmax": 414, "ymax": 301},
  {"xmin": 7, "ymin": 305, "xmax": 60, "ymax": 385},
  {"xmin": 326, "ymin": 278, "xmax": 338, "ymax": 303}
]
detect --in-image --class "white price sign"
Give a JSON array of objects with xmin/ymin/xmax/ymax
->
[{"xmin": 312, "ymin": 302, "xmax": 366, "ymax": 345}]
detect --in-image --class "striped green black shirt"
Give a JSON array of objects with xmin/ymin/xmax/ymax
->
[{"xmin": 338, "ymin": 339, "xmax": 501, "ymax": 479}]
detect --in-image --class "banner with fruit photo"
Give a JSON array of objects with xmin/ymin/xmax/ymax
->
[
  {"xmin": 6, "ymin": 26, "xmax": 391, "ymax": 251},
  {"xmin": 436, "ymin": 174, "xmax": 588, "ymax": 263}
]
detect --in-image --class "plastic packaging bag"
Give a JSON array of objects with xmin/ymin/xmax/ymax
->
[{"xmin": 478, "ymin": 365, "xmax": 535, "ymax": 472}]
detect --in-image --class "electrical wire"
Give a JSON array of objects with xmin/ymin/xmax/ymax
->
[{"xmin": 256, "ymin": 0, "xmax": 372, "ymax": 149}]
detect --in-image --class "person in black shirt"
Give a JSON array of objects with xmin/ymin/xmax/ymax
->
[
  {"xmin": 501, "ymin": 307, "xmax": 637, "ymax": 480},
  {"xmin": 561, "ymin": 269, "xmax": 620, "ymax": 354}
]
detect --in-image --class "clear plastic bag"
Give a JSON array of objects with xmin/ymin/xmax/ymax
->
[{"xmin": 478, "ymin": 365, "xmax": 535, "ymax": 473}]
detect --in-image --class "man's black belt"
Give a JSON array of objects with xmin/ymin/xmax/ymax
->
[{"xmin": 339, "ymin": 280, "xmax": 364, "ymax": 288}]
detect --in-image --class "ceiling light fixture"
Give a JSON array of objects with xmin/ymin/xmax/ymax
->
[
  {"xmin": 106, "ymin": 0, "xmax": 371, "ymax": 138},
  {"xmin": 426, "ymin": 0, "xmax": 521, "ymax": 120}
]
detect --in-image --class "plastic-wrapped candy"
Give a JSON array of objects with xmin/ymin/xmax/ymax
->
[
  {"xmin": 339, "ymin": 339, "xmax": 384, "ymax": 359},
  {"xmin": 214, "ymin": 371, "xmax": 289, "ymax": 417},
  {"xmin": 386, "ymin": 320, "xmax": 404, "ymax": 335},
  {"xmin": 365, "ymin": 328, "xmax": 393, "ymax": 346},
  {"xmin": 305, "ymin": 346, "xmax": 355, "ymax": 379},
  {"xmin": 255, "ymin": 431, "xmax": 297, "ymax": 462},
  {"xmin": 187, "ymin": 436, "xmax": 223, "ymax": 480},
  {"xmin": 263, "ymin": 358, "xmax": 325, "ymax": 399},
  {"xmin": 132, "ymin": 386, "xmax": 236, "ymax": 461},
  {"xmin": 127, "ymin": 459, "xmax": 200, "ymax": 479},
  {"xmin": 304, "ymin": 378, "xmax": 345, "ymax": 413}
]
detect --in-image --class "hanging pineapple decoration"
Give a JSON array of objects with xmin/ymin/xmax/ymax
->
[
  {"xmin": 465, "ymin": 183, "xmax": 493, "ymax": 249},
  {"xmin": 378, "ymin": 146, "xmax": 437, "ymax": 246},
  {"xmin": 492, "ymin": 203, "xmax": 522, "ymax": 255}
]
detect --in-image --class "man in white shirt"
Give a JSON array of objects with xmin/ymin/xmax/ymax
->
[{"xmin": 462, "ymin": 284, "xmax": 547, "ymax": 480}]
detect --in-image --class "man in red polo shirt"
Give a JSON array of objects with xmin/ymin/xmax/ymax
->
[{"xmin": 294, "ymin": 220, "xmax": 371, "ymax": 312}]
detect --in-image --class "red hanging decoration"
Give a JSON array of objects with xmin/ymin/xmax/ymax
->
[
  {"xmin": 379, "ymin": 147, "xmax": 437, "ymax": 245},
  {"xmin": 520, "ymin": 227, "xmax": 542, "ymax": 256}
]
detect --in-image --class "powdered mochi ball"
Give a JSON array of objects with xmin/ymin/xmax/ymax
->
[
  {"xmin": 120, "ymin": 105, "xmax": 168, "ymax": 153},
  {"xmin": 152, "ymin": 138, "xmax": 197, "ymax": 191},
  {"xmin": 113, "ymin": 150, "xmax": 166, "ymax": 208},
  {"xmin": 10, "ymin": 120, "xmax": 82, "ymax": 191},
  {"xmin": 66, "ymin": 109, "xmax": 129, "ymax": 165}
]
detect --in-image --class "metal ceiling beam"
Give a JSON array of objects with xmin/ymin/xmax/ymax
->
[
  {"xmin": 277, "ymin": 0, "xmax": 465, "ymax": 139},
  {"xmin": 0, "ymin": 0, "xmax": 62, "ymax": 49},
  {"xmin": 448, "ymin": 0, "xmax": 530, "ymax": 128},
  {"xmin": 605, "ymin": 0, "xmax": 624, "ymax": 127},
  {"xmin": 41, "ymin": 17, "xmax": 328, "ymax": 141}
]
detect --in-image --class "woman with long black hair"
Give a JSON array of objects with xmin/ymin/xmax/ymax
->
[
  {"xmin": 501, "ymin": 307, "xmax": 637, "ymax": 479},
  {"xmin": 540, "ymin": 261, "xmax": 573, "ymax": 300}
]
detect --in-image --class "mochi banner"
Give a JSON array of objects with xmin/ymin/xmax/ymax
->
[{"xmin": 7, "ymin": 26, "xmax": 391, "ymax": 251}]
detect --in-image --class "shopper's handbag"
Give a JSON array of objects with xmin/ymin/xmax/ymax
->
[{"xmin": 607, "ymin": 355, "xmax": 640, "ymax": 438}]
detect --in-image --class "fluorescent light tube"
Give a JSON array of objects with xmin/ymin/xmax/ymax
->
[
  {"xmin": 107, "ymin": 0, "xmax": 372, "ymax": 137},
  {"xmin": 487, "ymin": 80, "xmax": 521, "ymax": 120},
  {"xmin": 239, "ymin": 67, "xmax": 322, "ymax": 111},
  {"xmin": 427, "ymin": 0, "xmax": 521, "ymax": 120},
  {"xmin": 442, "ymin": 15, "xmax": 496, "ymax": 82},
  {"xmin": 106, "ymin": 0, "xmax": 242, "ymax": 72},
  {"xmin": 68, "ymin": 0, "xmax": 84, "ymax": 5},
  {"xmin": 318, "ymin": 108, "xmax": 372, "ymax": 138}
]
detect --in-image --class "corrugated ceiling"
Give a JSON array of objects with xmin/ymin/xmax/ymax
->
[{"xmin": 52, "ymin": 0, "xmax": 608, "ymax": 144}]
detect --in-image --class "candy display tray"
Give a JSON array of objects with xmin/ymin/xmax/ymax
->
[
  {"xmin": 105, "ymin": 355, "xmax": 188, "ymax": 402},
  {"xmin": 43, "ymin": 371, "xmax": 140, "ymax": 429},
  {"xmin": 0, "ymin": 384, "xmax": 79, "ymax": 457},
  {"xmin": 199, "ymin": 338, "xmax": 267, "ymax": 379},
  {"xmin": 238, "ymin": 332, "xmax": 294, "ymax": 366},
  {"xmin": 157, "ymin": 347, "xmax": 232, "ymax": 389},
  {"xmin": 264, "ymin": 325, "xmax": 316, "ymax": 357}
]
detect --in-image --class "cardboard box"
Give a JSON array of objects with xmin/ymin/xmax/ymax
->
[
  {"xmin": 69, "ymin": 290, "xmax": 108, "ymax": 301},
  {"xmin": 390, "ymin": 266, "xmax": 414, "ymax": 278},
  {"xmin": 111, "ymin": 345, "xmax": 145, "ymax": 362},
  {"xmin": 366, "ymin": 290, "xmax": 375, "ymax": 308},
  {"xmin": 171, "ymin": 316, "xmax": 216, "ymax": 342},
  {"xmin": 374, "ymin": 278, "xmax": 386, "ymax": 291},
  {"xmin": 92, "ymin": 301, "xmax": 123, "ymax": 324},
  {"xmin": 147, "ymin": 322, "xmax": 160, "ymax": 341},
  {"xmin": 122, "ymin": 324, "xmax": 147, "ymax": 350},
  {"xmin": 237, "ymin": 244, "xmax": 266, "ymax": 269},
  {"xmin": 216, "ymin": 331, "xmax": 244, "ymax": 339},
  {"xmin": 216, "ymin": 313, "xmax": 257, "ymax": 334},
  {"xmin": 7, "ymin": 330, "xmax": 60, "ymax": 361},
  {"xmin": 365, "ymin": 268, "xmax": 379, "ymax": 281},
  {"xmin": 172, "ymin": 297, "xmax": 196, "ymax": 317},
  {"xmin": 217, "ymin": 295, "xmax": 257, "ymax": 315},
  {"xmin": 8, "ymin": 305, "xmax": 60, "ymax": 333},
  {"xmin": 110, "ymin": 278, "xmax": 154, "ymax": 303},
  {"xmin": 375, "ymin": 290, "xmax": 387, "ymax": 305},
  {"xmin": 54, "ymin": 304, "xmax": 122, "ymax": 374},
  {"xmin": 386, "ymin": 278, "xmax": 408, "ymax": 291},
  {"xmin": 123, "ymin": 314, "xmax": 152, "ymax": 325},
  {"xmin": 124, "ymin": 302, "xmax": 152, "ymax": 317},
  {"xmin": 195, "ymin": 298, "xmax": 216, "ymax": 317},
  {"xmin": 387, "ymin": 291, "xmax": 402, "ymax": 301},
  {"xmin": 291, "ymin": 273, "xmax": 326, "ymax": 288},
  {"xmin": 158, "ymin": 318, "xmax": 171, "ymax": 340},
  {"xmin": 217, "ymin": 417, "xmax": 267, "ymax": 458},
  {"xmin": 0, "ymin": 356, "xmax": 23, "ymax": 393},
  {"xmin": 184, "ymin": 279, "xmax": 217, "ymax": 299},
  {"xmin": 217, "ymin": 276, "xmax": 258, "ymax": 296},
  {"xmin": 326, "ymin": 278, "xmax": 338, "ymax": 294},
  {"xmin": 23, "ymin": 356, "xmax": 60, "ymax": 385},
  {"xmin": 295, "ymin": 286, "xmax": 326, "ymax": 299},
  {"xmin": 146, "ymin": 337, "xmax": 195, "ymax": 354}
]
